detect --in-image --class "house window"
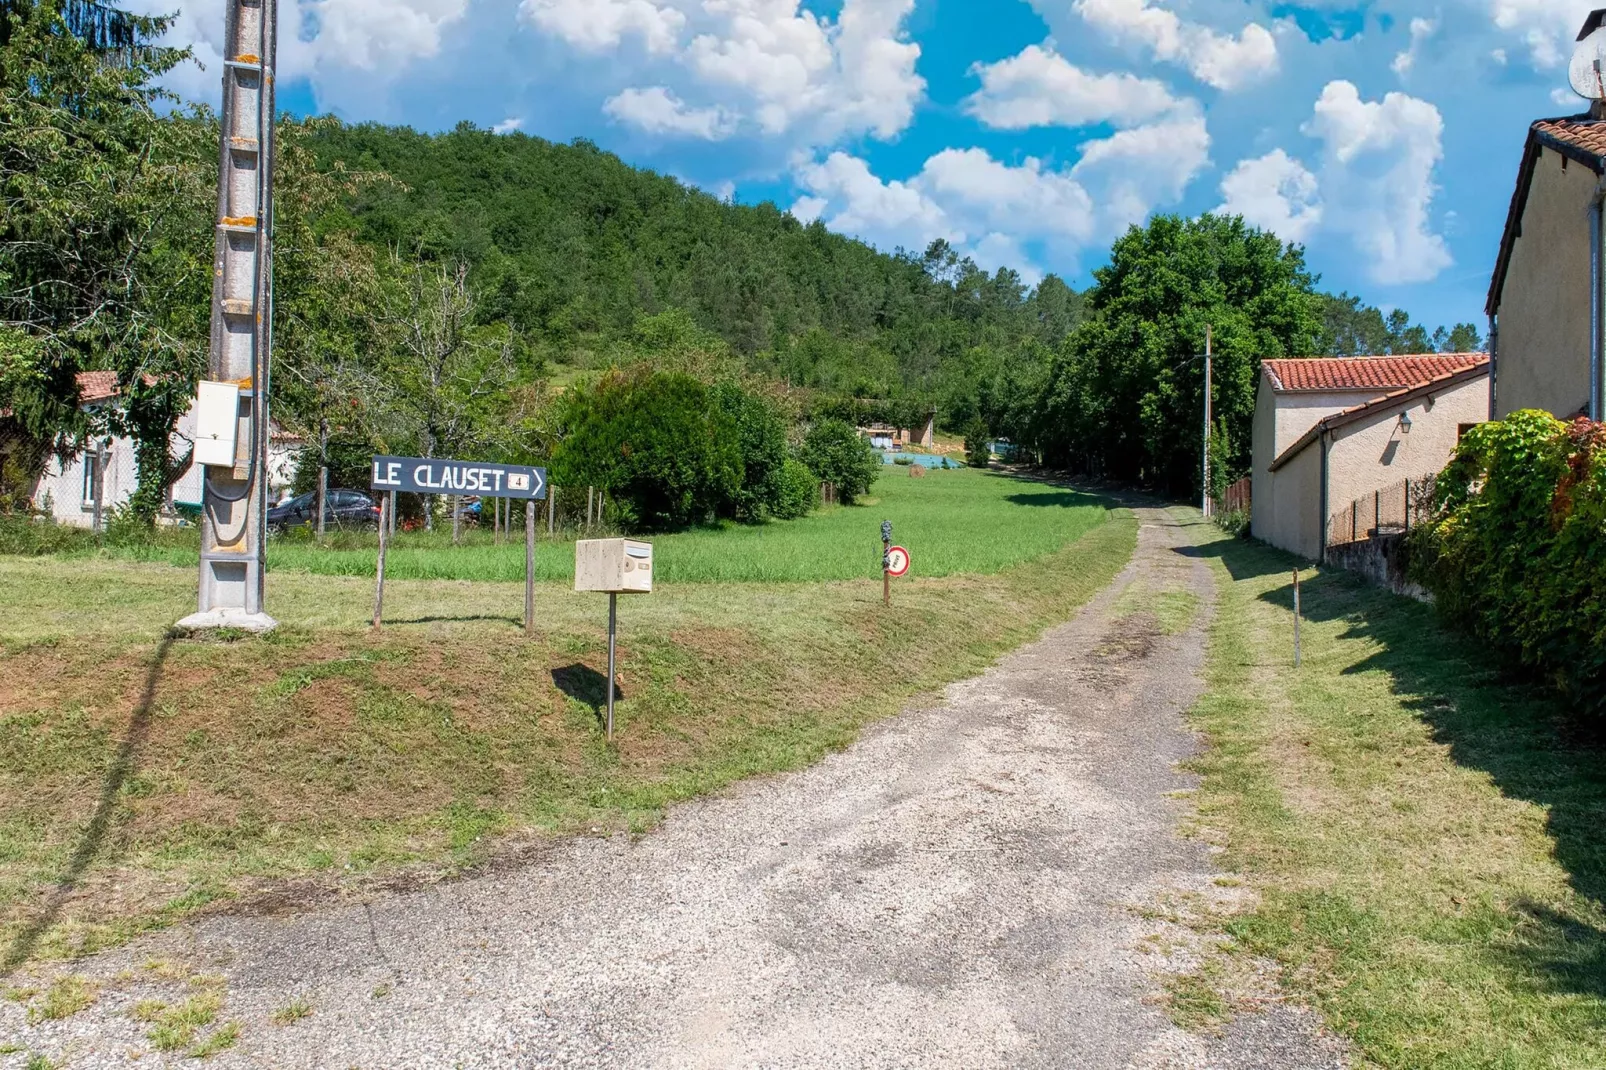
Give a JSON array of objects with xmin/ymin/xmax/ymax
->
[
  {"xmin": 1457, "ymin": 423, "xmax": 1477, "ymax": 441},
  {"xmin": 82, "ymin": 450, "xmax": 101, "ymax": 506}
]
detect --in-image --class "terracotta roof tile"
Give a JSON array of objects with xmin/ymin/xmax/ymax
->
[
  {"xmin": 1533, "ymin": 116, "xmax": 1606, "ymax": 159},
  {"xmin": 75, "ymin": 370, "xmax": 120, "ymax": 403},
  {"xmin": 1261, "ymin": 353, "xmax": 1488, "ymax": 393}
]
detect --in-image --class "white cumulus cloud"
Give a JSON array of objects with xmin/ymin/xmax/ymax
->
[
  {"xmin": 791, "ymin": 114, "xmax": 1211, "ymax": 279},
  {"xmin": 604, "ymin": 86, "xmax": 737, "ymax": 138},
  {"xmin": 1216, "ymin": 149, "xmax": 1322, "ymax": 243},
  {"xmin": 1303, "ymin": 80, "xmax": 1451, "ymax": 284},
  {"xmin": 518, "ymin": 0, "xmax": 686, "ymax": 54},
  {"xmin": 1391, "ymin": 17, "xmax": 1436, "ymax": 76},
  {"xmin": 1490, "ymin": 0, "xmax": 1591, "ymax": 68},
  {"xmin": 1071, "ymin": 0, "xmax": 1278, "ymax": 90},
  {"xmin": 964, "ymin": 44, "xmax": 1185, "ymax": 129},
  {"xmin": 522, "ymin": 0, "xmax": 923, "ymax": 145},
  {"xmin": 131, "ymin": 0, "xmax": 472, "ymax": 106}
]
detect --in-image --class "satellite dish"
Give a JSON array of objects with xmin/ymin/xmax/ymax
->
[{"xmin": 1571, "ymin": 11, "xmax": 1606, "ymax": 100}]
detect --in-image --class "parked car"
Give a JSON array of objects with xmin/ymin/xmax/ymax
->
[{"xmin": 267, "ymin": 488, "xmax": 381, "ymax": 533}]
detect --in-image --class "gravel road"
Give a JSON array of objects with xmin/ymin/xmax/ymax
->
[{"xmin": 4, "ymin": 506, "xmax": 1348, "ymax": 1069}]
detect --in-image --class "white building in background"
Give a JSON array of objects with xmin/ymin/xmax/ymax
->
[
  {"xmin": 29, "ymin": 371, "xmax": 301, "ymax": 527},
  {"xmin": 1250, "ymin": 355, "xmax": 1489, "ymax": 560}
]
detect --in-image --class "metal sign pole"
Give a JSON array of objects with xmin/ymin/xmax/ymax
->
[
  {"xmin": 606, "ymin": 592, "xmax": 618, "ymax": 740},
  {"xmin": 881, "ymin": 520, "xmax": 892, "ymax": 606},
  {"xmin": 1202, "ymin": 324, "xmax": 1212, "ymax": 517},
  {"xmin": 525, "ymin": 499, "xmax": 535, "ymax": 635}
]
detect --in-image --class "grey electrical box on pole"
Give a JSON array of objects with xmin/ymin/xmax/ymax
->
[{"xmin": 177, "ymin": 0, "xmax": 279, "ymax": 634}]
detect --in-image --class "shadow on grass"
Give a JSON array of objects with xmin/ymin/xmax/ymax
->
[
  {"xmin": 1002, "ymin": 489, "xmax": 1104, "ymax": 509},
  {"xmin": 3, "ymin": 633, "xmax": 176, "ymax": 973},
  {"xmin": 381, "ymin": 614, "xmax": 523, "ymax": 627},
  {"xmin": 551, "ymin": 664, "xmax": 622, "ymax": 728},
  {"xmin": 1217, "ymin": 534, "xmax": 1606, "ymax": 1005}
]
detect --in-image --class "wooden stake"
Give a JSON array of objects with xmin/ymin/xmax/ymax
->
[
  {"xmin": 373, "ymin": 490, "xmax": 393, "ymax": 629},
  {"xmin": 525, "ymin": 498, "xmax": 536, "ymax": 635},
  {"xmin": 1293, "ymin": 567, "xmax": 1301, "ymax": 668},
  {"xmin": 548, "ymin": 485, "xmax": 556, "ymax": 535}
]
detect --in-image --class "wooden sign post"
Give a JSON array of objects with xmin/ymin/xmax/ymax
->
[
  {"xmin": 1293, "ymin": 567, "xmax": 1302, "ymax": 668},
  {"xmin": 372, "ymin": 489, "xmax": 394, "ymax": 629},
  {"xmin": 370, "ymin": 455, "xmax": 547, "ymax": 633},
  {"xmin": 525, "ymin": 499, "xmax": 536, "ymax": 635}
]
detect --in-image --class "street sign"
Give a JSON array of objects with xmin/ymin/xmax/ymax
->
[
  {"xmin": 886, "ymin": 545, "xmax": 910, "ymax": 577},
  {"xmin": 370, "ymin": 456, "xmax": 547, "ymax": 499}
]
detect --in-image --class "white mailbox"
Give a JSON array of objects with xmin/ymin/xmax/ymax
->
[
  {"xmin": 192, "ymin": 380, "xmax": 241, "ymax": 468},
  {"xmin": 575, "ymin": 538, "xmax": 653, "ymax": 594}
]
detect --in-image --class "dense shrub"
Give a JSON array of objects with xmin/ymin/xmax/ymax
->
[
  {"xmin": 799, "ymin": 418, "xmax": 879, "ymax": 505},
  {"xmin": 773, "ymin": 457, "xmax": 818, "ymax": 519},
  {"xmin": 709, "ymin": 380, "xmax": 789, "ymax": 521},
  {"xmin": 1410, "ymin": 409, "xmax": 1606, "ymax": 714},
  {"xmin": 551, "ymin": 368, "xmax": 741, "ymax": 531},
  {"xmin": 964, "ymin": 419, "xmax": 992, "ymax": 468}
]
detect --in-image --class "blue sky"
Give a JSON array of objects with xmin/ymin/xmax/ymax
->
[{"xmin": 143, "ymin": 0, "xmax": 1604, "ymax": 333}]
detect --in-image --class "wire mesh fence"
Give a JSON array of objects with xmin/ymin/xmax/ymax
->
[{"xmin": 1325, "ymin": 474, "xmax": 1437, "ymax": 550}]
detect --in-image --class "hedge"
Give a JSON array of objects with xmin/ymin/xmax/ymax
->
[{"xmin": 1410, "ymin": 409, "xmax": 1606, "ymax": 714}]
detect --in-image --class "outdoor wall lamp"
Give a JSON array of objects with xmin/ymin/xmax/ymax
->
[{"xmin": 1398, "ymin": 410, "xmax": 1413, "ymax": 434}]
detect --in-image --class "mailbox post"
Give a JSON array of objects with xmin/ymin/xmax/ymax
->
[{"xmin": 575, "ymin": 538, "xmax": 654, "ymax": 740}]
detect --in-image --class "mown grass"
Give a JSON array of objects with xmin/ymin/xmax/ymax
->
[
  {"xmin": 3, "ymin": 468, "xmax": 1106, "ymax": 583},
  {"xmin": 0, "ymin": 476, "xmax": 1133, "ymax": 966},
  {"xmin": 1183, "ymin": 515, "xmax": 1606, "ymax": 1068}
]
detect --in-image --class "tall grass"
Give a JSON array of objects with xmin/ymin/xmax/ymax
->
[{"xmin": 4, "ymin": 469, "xmax": 1109, "ymax": 583}]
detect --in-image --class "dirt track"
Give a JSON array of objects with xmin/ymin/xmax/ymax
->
[{"xmin": 3, "ymin": 507, "xmax": 1346, "ymax": 1068}]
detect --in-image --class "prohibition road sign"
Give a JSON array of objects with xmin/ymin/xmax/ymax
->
[{"xmin": 885, "ymin": 546, "xmax": 911, "ymax": 577}]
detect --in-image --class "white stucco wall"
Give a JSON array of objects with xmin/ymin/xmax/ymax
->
[
  {"xmin": 31, "ymin": 402, "xmax": 297, "ymax": 527},
  {"xmin": 1250, "ymin": 370, "xmax": 1389, "ymax": 556},
  {"xmin": 1257, "ymin": 442, "xmax": 1323, "ymax": 560},
  {"xmin": 1495, "ymin": 145, "xmax": 1595, "ymax": 419},
  {"xmin": 1326, "ymin": 374, "xmax": 1488, "ymax": 515},
  {"xmin": 1253, "ymin": 372, "xmax": 1488, "ymax": 559}
]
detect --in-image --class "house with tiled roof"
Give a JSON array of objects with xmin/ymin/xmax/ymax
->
[
  {"xmin": 23, "ymin": 372, "xmax": 301, "ymax": 527},
  {"xmin": 1250, "ymin": 354, "xmax": 1489, "ymax": 560},
  {"xmin": 1486, "ymin": 17, "xmax": 1606, "ymax": 420}
]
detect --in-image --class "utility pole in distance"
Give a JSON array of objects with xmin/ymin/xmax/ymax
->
[
  {"xmin": 178, "ymin": 0, "xmax": 278, "ymax": 633},
  {"xmin": 1201, "ymin": 324, "xmax": 1212, "ymax": 517}
]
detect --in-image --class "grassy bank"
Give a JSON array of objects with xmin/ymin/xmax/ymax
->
[
  {"xmin": 5, "ymin": 469, "xmax": 1105, "ymax": 584},
  {"xmin": 0, "ymin": 487, "xmax": 1133, "ymax": 967},
  {"xmin": 1182, "ymin": 517, "xmax": 1606, "ymax": 1067}
]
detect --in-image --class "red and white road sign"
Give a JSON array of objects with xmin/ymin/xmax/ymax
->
[{"xmin": 885, "ymin": 545, "xmax": 911, "ymax": 577}]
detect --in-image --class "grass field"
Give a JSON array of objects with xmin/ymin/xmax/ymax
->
[
  {"xmin": 1179, "ymin": 514, "xmax": 1606, "ymax": 1068},
  {"xmin": 0, "ymin": 473, "xmax": 1133, "ymax": 967},
  {"xmin": 20, "ymin": 468, "xmax": 1106, "ymax": 584}
]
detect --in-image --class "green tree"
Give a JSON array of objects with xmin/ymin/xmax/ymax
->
[
  {"xmin": 963, "ymin": 418, "xmax": 992, "ymax": 468},
  {"xmin": 381, "ymin": 257, "xmax": 520, "ymax": 527},
  {"xmin": 710, "ymin": 380, "xmax": 788, "ymax": 521},
  {"xmin": 270, "ymin": 117, "xmax": 394, "ymax": 532},
  {"xmin": 799, "ymin": 418, "xmax": 879, "ymax": 504},
  {"xmin": 551, "ymin": 368, "xmax": 741, "ymax": 531},
  {"xmin": 0, "ymin": 0, "xmax": 212, "ymax": 523},
  {"xmin": 1030, "ymin": 214, "xmax": 1322, "ymax": 494}
]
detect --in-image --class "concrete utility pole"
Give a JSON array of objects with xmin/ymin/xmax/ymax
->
[
  {"xmin": 178, "ymin": 0, "xmax": 278, "ymax": 633},
  {"xmin": 1201, "ymin": 325, "xmax": 1212, "ymax": 517}
]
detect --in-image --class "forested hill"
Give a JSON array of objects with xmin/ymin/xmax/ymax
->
[{"xmin": 309, "ymin": 122, "xmax": 1084, "ymax": 414}]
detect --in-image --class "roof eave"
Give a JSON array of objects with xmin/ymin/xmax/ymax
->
[{"xmin": 1488, "ymin": 122, "xmax": 1606, "ymax": 317}]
